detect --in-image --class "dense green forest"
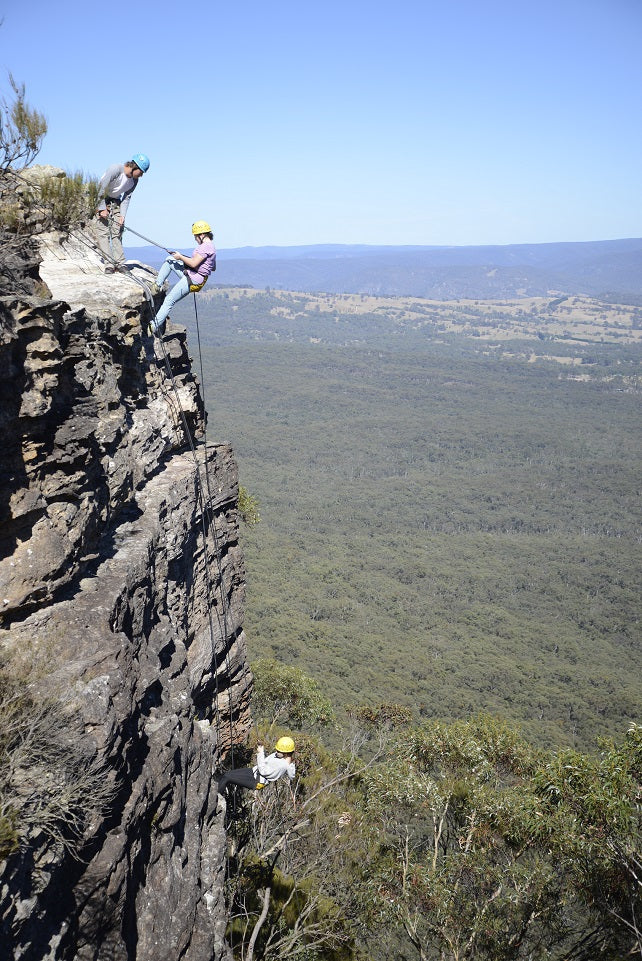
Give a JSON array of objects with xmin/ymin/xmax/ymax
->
[
  {"xmin": 223, "ymin": 669, "xmax": 642, "ymax": 961},
  {"xmin": 172, "ymin": 291, "xmax": 641, "ymax": 751}
]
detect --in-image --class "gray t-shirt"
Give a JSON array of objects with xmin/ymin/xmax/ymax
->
[{"xmin": 97, "ymin": 163, "xmax": 137, "ymax": 217}]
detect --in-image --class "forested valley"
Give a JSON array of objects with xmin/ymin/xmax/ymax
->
[
  {"xmin": 168, "ymin": 287, "xmax": 641, "ymax": 959},
  {"xmin": 172, "ymin": 287, "xmax": 641, "ymax": 753}
]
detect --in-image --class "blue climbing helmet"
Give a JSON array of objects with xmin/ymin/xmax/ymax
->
[{"xmin": 131, "ymin": 153, "xmax": 150, "ymax": 173}]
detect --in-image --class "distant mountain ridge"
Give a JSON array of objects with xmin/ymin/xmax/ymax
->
[{"xmin": 125, "ymin": 238, "xmax": 642, "ymax": 301}]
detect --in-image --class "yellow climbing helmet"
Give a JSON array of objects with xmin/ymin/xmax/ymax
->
[
  {"xmin": 275, "ymin": 736, "xmax": 295, "ymax": 753},
  {"xmin": 192, "ymin": 220, "xmax": 212, "ymax": 235}
]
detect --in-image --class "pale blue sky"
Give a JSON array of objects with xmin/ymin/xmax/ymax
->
[{"xmin": 2, "ymin": 0, "xmax": 640, "ymax": 249}]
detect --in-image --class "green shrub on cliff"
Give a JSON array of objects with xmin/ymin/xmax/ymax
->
[
  {"xmin": 239, "ymin": 485, "xmax": 261, "ymax": 526},
  {"xmin": 0, "ymin": 805, "xmax": 18, "ymax": 860},
  {"xmin": 227, "ymin": 695, "xmax": 642, "ymax": 961},
  {"xmin": 38, "ymin": 169, "xmax": 101, "ymax": 231},
  {"xmin": 252, "ymin": 657, "xmax": 335, "ymax": 732},
  {"xmin": 0, "ymin": 75, "xmax": 99, "ymax": 238},
  {"xmin": 363, "ymin": 716, "xmax": 642, "ymax": 960}
]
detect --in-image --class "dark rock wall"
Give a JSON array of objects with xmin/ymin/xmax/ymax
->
[{"xmin": 0, "ymin": 225, "xmax": 251, "ymax": 960}]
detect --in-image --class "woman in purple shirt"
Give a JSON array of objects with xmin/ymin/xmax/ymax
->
[{"xmin": 150, "ymin": 220, "xmax": 216, "ymax": 333}]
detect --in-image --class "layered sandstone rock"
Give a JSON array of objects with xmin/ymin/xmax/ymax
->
[{"xmin": 0, "ymin": 217, "xmax": 251, "ymax": 959}]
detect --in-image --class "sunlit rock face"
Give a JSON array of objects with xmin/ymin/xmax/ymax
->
[{"xmin": 0, "ymin": 178, "xmax": 251, "ymax": 960}]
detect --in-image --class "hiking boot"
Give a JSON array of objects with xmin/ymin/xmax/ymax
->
[{"xmin": 149, "ymin": 281, "xmax": 161, "ymax": 295}]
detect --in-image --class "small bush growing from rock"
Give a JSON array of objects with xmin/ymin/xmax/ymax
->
[
  {"xmin": 39, "ymin": 169, "xmax": 101, "ymax": 231},
  {"xmin": 238, "ymin": 485, "xmax": 261, "ymax": 526},
  {"xmin": 0, "ymin": 648, "xmax": 114, "ymax": 864},
  {"xmin": 0, "ymin": 805, "xmax": 18, "ymax": 860}
]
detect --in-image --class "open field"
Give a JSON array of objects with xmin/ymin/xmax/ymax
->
[{"xmin": 198, "ymin": 287, "xmax": 642, "ymax": 352}]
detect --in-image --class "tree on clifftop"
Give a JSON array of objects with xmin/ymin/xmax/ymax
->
[
  {"xmin": 0, "ymin": 74, "xmax": 47, "ymax": 174},
  {"xmin": 0, "ymin": 73, "xmax": 99, "ymax": 294}
]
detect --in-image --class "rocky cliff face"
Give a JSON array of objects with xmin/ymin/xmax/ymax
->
[{"xmin": 0, "ymin": 204, "xmax": 251, "ymax": 959}]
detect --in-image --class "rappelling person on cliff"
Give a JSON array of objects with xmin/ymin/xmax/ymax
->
[
  {"xmin": 217, "ymin": 736, "xmax": 296, "ymax": 810},
  {"xmin": 149, "ymin": 221, "xmax": 217, "ymax": 335},
  {"xmin": 94, "ymin": 154, "xmax": 150, "ymax": 273}
]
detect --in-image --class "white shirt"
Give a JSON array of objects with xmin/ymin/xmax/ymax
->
[{"xmin": 254, "ymin": 747, "xmax": 296, "ymax": 784}]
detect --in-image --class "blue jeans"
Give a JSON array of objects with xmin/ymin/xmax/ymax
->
[{"xmin": 153, "ymin": 257, "xmax": 191, "ymax": 330}]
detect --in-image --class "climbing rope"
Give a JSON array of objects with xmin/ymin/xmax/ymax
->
[
  {"xmin": 106, "ymin": 253, "xmax": 245, "ymax": 773},
  {"xmin": 123, "ymin": 223, "xmax": 172, "ymax": 253},
  {"xmin": 191, "ymin": 292, "xmax": 236, "ymax": 705}
]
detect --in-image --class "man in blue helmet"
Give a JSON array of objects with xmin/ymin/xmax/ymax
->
[{"xmin": 94, "ymin": 154, "xmax": 149, "ymax": 272}]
